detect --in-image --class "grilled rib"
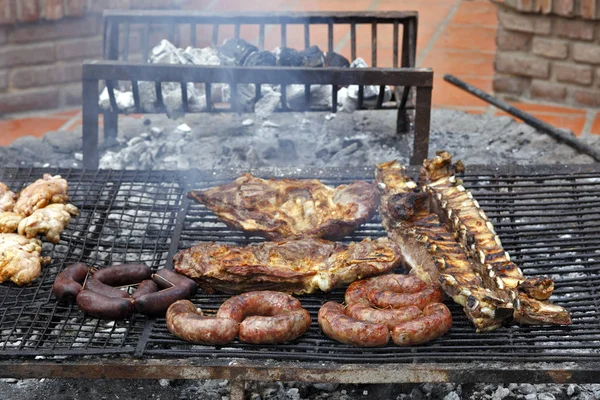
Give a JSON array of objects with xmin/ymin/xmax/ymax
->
[
  {"xmin": 376, "ymin": 161, "xmax": 512, "ymax": 332},
  {"xmin": 420, "ymin": 151, "xmax": 572, "ymax": 326}
]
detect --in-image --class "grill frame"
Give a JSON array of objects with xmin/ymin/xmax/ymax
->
[
  {"xmin": 0, "ymin": 164, "xmax": 599, "ymax": 385},
  {"xmin": 82, "ymin": 10, "xmax": 433, "ymax": 168}
]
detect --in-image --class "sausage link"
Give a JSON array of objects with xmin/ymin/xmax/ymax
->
[
  {"xmin": 216, "ymin": 291, "xmax": 302, "ymax": 322},
  {"xmin": 318, "ymin": 301, "xmax": 389, "ymax": 347},
  {"xmin": 52, "ymin": 263, "xmax": 89, "ymax": 303},
  {"xmin": 153, "ymin": 269, "xmax": 198, "ymax": 297},
  {"xmin": 344, "ymin": 274, "xmax": 427, "ymax": 304},
  {"xmin": 92, "ymin": 263, "xmax": 152, "ymax": 286},
  {"xmin": 84, "ymin": 277, "xmax": 132, "ymax": 300},
  {"xmin": 390, "ymin": 303, "xmax": 452, "ymax": 346},
  {"xmin": 132, "ymin": 279, "xmax": 159, "ymax": 300},
  {"xmin": 239, "ymin": 308, "xmax": 311, "ymax": 344},
  {"xmin": 345, "ymin": 302, "xmax": 422, "ymax": 330},
  {"xmin": 368, "ymin": 285, "xmax": 444, "ymax": 310},
  {"xmin": 76, "ymin": 290, "xmax": 134, "ymax": 320},
  {"xmin": 166, "ymin": 300, "xmax": 238, "ymax": 345},
  {"xmin": 135, "ymin": 285, "xmax": 192, "ymax": 317}
]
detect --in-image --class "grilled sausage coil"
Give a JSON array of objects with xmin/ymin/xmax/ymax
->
[
  {"xmin": 134, "ymin": 269, "xmax": 198, "ymax": 317},
  {"xmin": 318, "ymin": 301, "xmax": 390, "ymax": 347},
  {"xmin": 92, "ymin": 263, "xmax": 152, "ymax": 286},
  {"xmin": 84, "ymin": 277, "xmax": 132, "ymax": 300},
  {"xmin": 76, "ymin": 290, "xmax": 134, "ymax": 320},
  {"xmin": 166, "ymin": 300, "xmax": 238, "ymax": 345},
  {"xmin": 132, "ymin": 279, "xmax": 159, "ymax": 300},
  {"xmin": 52, "ymin": 263, "xmax": 89, "ymax": 303},
  {"xmin": 391, "ymin": 303, "xmax": 452, "ymax": 346}
]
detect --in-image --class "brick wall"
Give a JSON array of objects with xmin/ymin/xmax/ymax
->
[
  {"xmin": 0, "ymin": 0, "xmax": 182, "ymax": 115},
  {"xmin": 492, "ymin": 0, "xmax": 600, "ymax": 108}
]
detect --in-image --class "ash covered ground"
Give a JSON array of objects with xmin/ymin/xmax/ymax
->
[{"xmin": 1, "ymin": 109, "xmax": 600, "ymax": 399}]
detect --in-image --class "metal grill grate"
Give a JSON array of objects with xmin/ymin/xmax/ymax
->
[{"xmin": 0, "ymin": 166, "xmax": 599, "ymax": 364}]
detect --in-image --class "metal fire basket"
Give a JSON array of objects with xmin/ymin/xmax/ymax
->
[
  {"xmin": 82, "ymin": 11, "xmax": 433, "ymax": 168},
  {"xmin": 0, "ymin": 165, "xmax": 599, "ymax": 395}
]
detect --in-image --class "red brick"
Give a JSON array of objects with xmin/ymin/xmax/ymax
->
[
  {"xmin": 64, "ymin": 0, "xmax": 87, "ymax": 17},
  {"xmin": 0, "ymin": 69, "xmax": 7, "ymax": 91},
  {"xmin": 554, "ymin": 0, "xmax": 575, "ymax": 16},
  {"xmin": 497, "ymin": 7, "xmax": 551, "ymax": 34},
  {"xmin": 16, "ymin": 0, "xmax": 39, "ymax": 23},
  {"xmin": 0, "ymin": 88, "xmax": 60, "ymax": 114},
  {"xmin": 530, "ymin": 80, "xmax": 567, "ymax": 101},
  {"xmin": 517, "ymin": 0, "xmax": 535, "ymax": 11},
  {"xmin": 554, "ymin": 62, "xmax": 594, "ymax": 85},
  {"xmin": 496, "ymin": 28, "xmax": 531, "ymax": 51},
  {"xmin": 597, "ymin": 68, "xmax": 600, "ymax": 87},
  {"xmin": 580, "ymin": 0, "xmax": 597, "ymax": 19},
  {"xmin": 554, "ymin": 18, "xmax": 595, "ymax": 40},
  {"xmin": 60, "ymin": 83, "xmax": 83, "ymax": 107},
  {"xmin": 495, "ymin": 52, "xmax": 550, "ymax": 78},
  {"xmin": 9, "ymin": 15, "xmax": 100, "ymax": 43},
  {"xmin": 537, "ymin": 0, "xmax": 552, "ymax": 13},
  {"xmin": 493, "ymin": 74, "xmax": 530, "ymax": 94},
  {"xmin": 0, "ymin": 43, "xmax": 56, "ymax": 68},
  {"xmin": 572, "ymin": 42, "xmax": 600, "ymax": 64},
  {"xmin": 11, "ymin": 62, "xmax": 83, "ymax": 89},
  {"xmin": 45, "ymin": 0, "xmax": 64, "ymax": 20},
  {"xmin": 572, "ymin": 87, "xmax": 600, "ymax": 107},
  {"xmin": 0, "ymin": 0, "xmax": 16, "ymax": 24},
  {"xmin": 532, "ymin": 37, "xmax": 568, "ymax": 59},
  {"xmin": 56, "ymin": 36, "xmax": 103, "ymax": 60}
]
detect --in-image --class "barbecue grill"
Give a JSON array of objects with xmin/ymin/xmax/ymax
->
[
  {"xmin": 0, "ymin": 165, "xmax": 599, "ymax": 398},
  {"xmin": 82, "ymin": 10, "xmax": 433, "ymax": 168}
]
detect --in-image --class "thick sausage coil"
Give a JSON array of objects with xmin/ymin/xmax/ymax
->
[
  {"xmin": 92, "ymin": 263, "xmax": 152, "ymax": 286},
  {"xmin": 344, "ymin": 274, "xmax": 427, "ymax": 304},
  {"xmin": 368, "ymin": 285, "xmax": 444, "ymax": 310},
  {"xmin": 134, "ymin": 269, "xmax": 198, "ymax": 316},
  {"xmin": 216, "ymin": 291, "xmax": 311, "ymax": 344},
  {"xmin": 318, "ymin": 301, "xmax": 389, "ymax": 347},
  {"xmin": 84, "ymin": 277, "xmax": 132, "ymax": 300},
  {"xmin": 166, "ymin": 300, "xmax": 238, "ymax": 345},
  {"xmin": 52, "ymin": 263, "xmax": 89, "ymax": 303},
  {"xmin": 132, "ymin": 279, "xmax": 159, "ymax": 300},
  {"xmin": 345, "ymin": 302, "xmax": 421, "ymax": 330},
  {"xmin": 76, "ymin": 290, "xmax": 134, "ymax": 320},
  {"xmin": 390, "ymin": 303, "xmax": 452, "ymax": 346}
]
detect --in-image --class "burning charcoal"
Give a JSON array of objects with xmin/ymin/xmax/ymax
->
[
  {"xmin": 244, "ymin": 50, "xmax": 276, "ymax": 67},
  {"xmin": 325, "ymin": 52, "xmax": 350, "ymax": 68},
  {"xmin": 218, "ymin": 38, "xmax": 259, "ymax": 65},
  {"xmin": 275, "ymin": 47, "xmax": 304, "ymax": 66},
  {"xmin": 254, "ymin": 89, "xmax": 281, "ymax": 120},
  {"xmin": 299, "ymin": 45, "xmax": 325, "ymax": 67}
]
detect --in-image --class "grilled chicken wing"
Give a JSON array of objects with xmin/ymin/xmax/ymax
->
[
  {"xmin": 17, "ymin": 203, "xmax": 79, "ymax": 244},
  {"xmin": 187, "ymin": 174, "xmax": 378, "ymax": 240},
  {"xmin": 173, "ymin": 237, "xmax": 402, "ymax": 295},
  {"xmin": 376, "ymin": 161, "xmax": 512, "ymax": 332},
  {"xmin": 420, "ymin": 151, "xmax": 571, "ymax": 326},
  {"xmin": 0, "ymin": 233, "xmax": 47, "ymax": 285},
  {"xmin": 13, "ymin": 174, "xmax": 69, "ymax": 216},
  {"xmin": 0, "ymin": 183, "xmax": 17, "ymax": 212},
  {"xmin": 0, "ymin": 212, "xmax": 23, "ymax": 233}
]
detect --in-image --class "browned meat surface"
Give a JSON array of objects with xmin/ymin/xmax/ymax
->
[
  {"xmin": 187, "ymin": 173, "xmax": 378, "ymax": 240},
  {"xmin": 13, "ymin": 174, "xmax": 69, "ymax": 217},
  {"xmin": 173, "ymin": 237, "xmax": 402, "ymax": 295},
  {"xmin": 0, "ymin": 233, "xmax": 48, "ymax": 285},
  {"xmin": 0, "ymin": 183, "xmax": 17, "ymax": 213}
]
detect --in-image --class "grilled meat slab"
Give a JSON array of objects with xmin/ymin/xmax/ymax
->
[
  {"xmin": 13, "ymin": 174, "xmax": 70, "ymax": 217},
  {"xmin": 376, "ymin": 160, "xmax": 512, "ymax": 332},
  {"xmin": 0, "ymin": 233, "xmax": 49, "ymax": 285},
  {"xmin": 173, "ymin": 237, "xmax": 402, "ymax": 295},
  {"xmin": 0, "ymin": 183, "xmax": 17, "ymax": 213},
  {"xmin": 420, "ymin": 151, "xmax": 572, "ymax": 326},
  {"xmin": 187, "ymin": 174, "xmax": 378, "ymax": 240}
]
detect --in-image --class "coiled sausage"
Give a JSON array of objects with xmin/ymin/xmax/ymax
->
[
  {"xmin": 368, "ymin": 285, "xmax": 444, "ymax": 310},
  {"xmin": 166, "ymin": 300, "xmax": 238, "ymax": 345},
  {"xmin": 345, "ymin": 302, "xmax": 422, "ymax": 330},
  {"xmin": 134, "ymin": 269, "xmax": 198, "ymax": 317},
  {"xmin": 84, "ymin": 277, "xmax": 132, "ymax": 300},
  {"xmin": 390, "ymin": 303, "xmax": 452, "ymax": 346},
  {"xmin": 318, "ymin": 301, "xmax": 389, "ymax": 347},
  {"xmin": 92, "ymin": 263, "xmax": 152, "ymax": 286},
  {"xmin": 52, "ymin": 263, "xmax": 89, "ymax": 303},
  {"xmin": 132, "ymin": 279, "xmax": 159, "ymax": 300},
  {"xmin": 76, "ymin": 290, "xmax": 134, "ymax": 320},
  {"xmin": 344, "ymin": 274, "xmax": 427, "ymax": 304}
]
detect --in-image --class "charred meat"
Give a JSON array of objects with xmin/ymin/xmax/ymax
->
[
  {"xmin": 188, "ymin": 174, "xmax": 378, "ymax": 240},
  {"xmin": 376, "ymin": 160, "xmax": 512, "ymax": 332},
  {"xmin": 420, "ymin": 151, "xmax": 571, "ymax": 326},
  {"xmin": 173, "ymin": 237, "xmax": 401, "ymax": 295}
]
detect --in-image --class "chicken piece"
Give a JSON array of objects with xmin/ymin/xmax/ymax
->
[
  {"xmin": 0, "ymin": 212, "xmax": 23, "ymax": 233},
  {"xmin": 17, "ymin": 204, "xmax": 79, "ymax": 244},
  {"xmin": 187, "ymin": 174, "xmax": 378, "ymax": 240},
  {"xmin": 0, "ymin": 233, "xmax": 46, "ymax": 285},
  {"xmin": 0, "ymin": 182, "xmax": 17, "ymax": 212},
  {"xmin": 13, "ymin": 174, "xmax": 69, "ymax": 216}
]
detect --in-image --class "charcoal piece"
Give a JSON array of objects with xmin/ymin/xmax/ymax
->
[
  {"xmin": 244, "ymin": 51, "xmax": 276, "ymax": 67},
  {"xmin": 325, "ymin": 52, "xmax": 350, "ymax": 68},
  {"xmin": 278, "ymin": 139, "xmax": 298, "ymax": 160},
  {"xmin": 218, "ymin": 39, "xmax": 259, "ymax": 65},
  {"xmin": 299, "ymin": 45, "xmax": 325, "ymax": 68},
  {"xmin": 277, "ymin": 47, "xmax": 303, "ymax": 66}
]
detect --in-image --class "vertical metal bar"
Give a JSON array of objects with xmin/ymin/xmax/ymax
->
[
  {"xmin": 142, "ymin": 23, "xmax": 150, "ymax": 63},
  {"xmin": 410, "ymin": 86, "xmax": 432, "ymax": 165},
  {"xmin": 190, "ymin": 23, "xmax": 197, "ymax": 47},
  {"xmin": 132, "ymin": 81, "xmax": 141, "ymax": 114},
  {"xmin": 304, "ymin": 23, "xmax": 310, "ymax": 48},
  {"xmin": 327, "ymin": 22, "xmax": 333, "ymax": 53},
  {"xmin": 371, "ymin": 22, "xmax": 377, "ymax": 67},
  {"xmin": 103, "ymin": 111, "xmax": 118, "ymax": 151},
  {"xmin": 411, "ymin": 16, "xmax": 418, "ymax": 68},
  {"xmin": 393, "ymin": 21, "xmax": 399, "ymax": 68},
  {"xmin": 106, "ymin": 81, "xmax": 118, "ymax": 112},
  {"xmin": 259, "ymin": 24, "xmax": 265, "ymax": 49},
  {"xmin": 376, "ymin": 87, "xmax": 385, "ymax": 109},
  {"xmin": 231, "ymin": 83, "xmax": 237, "ymax": 112},
  {"xmin": 281, "ymin": 23, "xmax": 287, "ymax": 47},
  {"xmin": 281, "ymin": 86, "xmax": 287, "ymax": 111},
  {"xmin": 304, "ymin": 85, "xmax": 310, "ymax": 109},
  {"xmin": 256, "ymin": 83, "xmax": 262, "ymax": 101},
  {"xmin": 358, "ymin": 86, "xmax": 364, "ymax": 109},
  {"xmin": 168, "ymin": 21, "xmax": 175, "ymax": 44},
  {"xmin": 82, "ymin": 78, "xmax": 99, "ymax": 169},
  {"xmin": 350, "ymin": 23, "xmax": 356, "ymax": 61},
  {"xmin": 205, "ymin": 82, "xmax": 212, "ymax": 111},
  {"xmin": 155, "ymin": 82, "xmax": 164, "ymax": 111},
  {"xmin": 234, "ymin": 24, "xmax": 240, "ymax": 39},
  {"xmin": 212, "ymin": 24, "xmax": 219, "ymax": 47},
  {"xmin": 123, "ymin": 23, "xmax": 130, "ymax": 62},
  {"xmin": 181, "ymin": 82, "xmax": 189, "ymax": 113},
  {"xmin": 331, "ymin": 86, "xmax": 338, "ymax": 113}
]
